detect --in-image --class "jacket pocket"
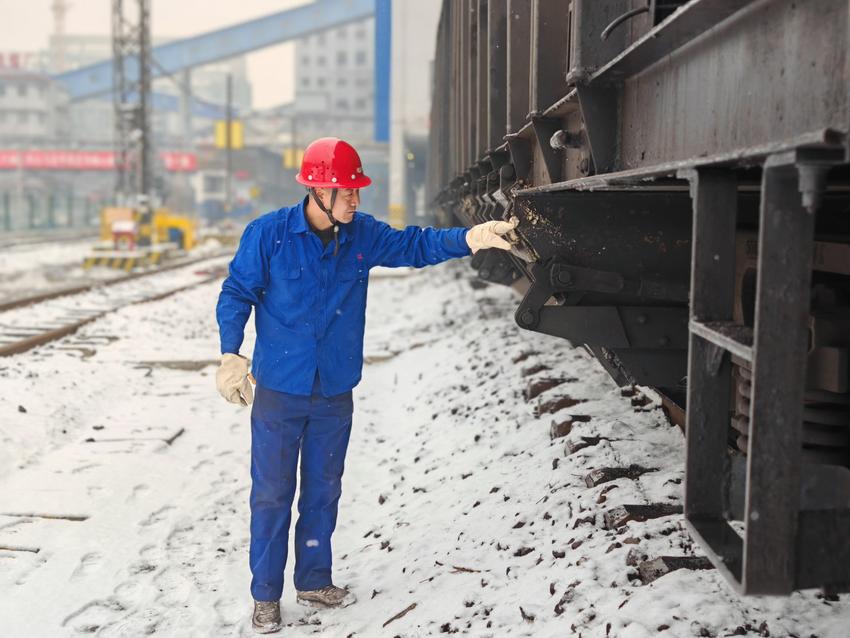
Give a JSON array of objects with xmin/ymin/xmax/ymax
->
[
  {"xmin": 282, "ymin": 266, "xmax": 301, "ymax": 279},
  {"xmin": 268, "ymin": 265, "xmax": 304, "ymax": 329}
]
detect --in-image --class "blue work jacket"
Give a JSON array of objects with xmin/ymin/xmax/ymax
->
[{"xmin": 216, "ymin": 199, "xmax": 471, "ymax": 397}]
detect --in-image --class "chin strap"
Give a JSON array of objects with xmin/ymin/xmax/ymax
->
[{"xmin": 308, "ymin": 187, "xmax": 340, "ymax": 256}]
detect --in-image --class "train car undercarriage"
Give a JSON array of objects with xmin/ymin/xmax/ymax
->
[{"xmin": 428, "ymin": 0, "xmax": 850, "ymax": 594}]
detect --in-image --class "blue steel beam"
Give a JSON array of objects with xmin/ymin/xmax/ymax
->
[
  {"xmin": 54, "ymin": 0, "xmax": 376, "ymax": 101},
  {"xmin": 149, "ymin": 92, "xmax": 228, "ymax": 119},
  {"xmin": 87, "ymin": 91, "xmax": 231, "ymax": 119}
]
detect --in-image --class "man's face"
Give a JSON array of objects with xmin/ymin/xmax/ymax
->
[{"xmin": 317, "ymin": 188, "xmax": 360, "ymax": 224}]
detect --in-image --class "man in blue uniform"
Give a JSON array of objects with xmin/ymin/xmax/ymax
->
[{"xmin": 215, "ymin": 137, "xmax": 516, "ymax": 634}]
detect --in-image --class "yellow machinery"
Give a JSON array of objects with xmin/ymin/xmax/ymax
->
[
  {"xmin": 84, "ymin": 206, "xmax": 198, "ymax": 271},
  {"xmin": 153, "ymin": 210, "xmax": 196, "ymax": 250}
]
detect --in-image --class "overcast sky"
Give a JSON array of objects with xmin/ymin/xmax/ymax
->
[{"xmin": 0, "ymin": 0, "xmax": 313, "ymax": 108}]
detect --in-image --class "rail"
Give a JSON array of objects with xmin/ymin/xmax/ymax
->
[{"xmin": 0, "ymin": 252, "xmax": 232, "ymax": 358}]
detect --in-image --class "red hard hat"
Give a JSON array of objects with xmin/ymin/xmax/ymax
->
[{"xmin": 295, "ymin": 137, "xmax": 372, "ymax": 189}]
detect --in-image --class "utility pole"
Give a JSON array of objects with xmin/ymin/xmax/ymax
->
[
  {"xmin": 290, "ymin": 112, "xmax": 297, "ymax": 170},
  {"xmin": 176, "ymin": 68, "xmax": 195, "ymax": 212},
  {"xmin": 179, "ymin": 69, "xmax": 192, "ymax": 152},
  {"xmin": 50, "ymin": 0, "xmax": 69, "ymax": 73},
  {"xmin": 137, "ymin": 0, "xmax": 151, "ymax": 203},
  {"xmin": 225, "ymin": 73, "xmax": 233, "ymax": 212},
  {"xmin": 15, "ymin": 146, "xmax": 23, "ymax": 231},
  {"xmin": 112, "ymin": 0, "xmax": 154, "ymax": 244}
]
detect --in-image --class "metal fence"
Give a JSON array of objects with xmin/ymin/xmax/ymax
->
[{"xmin": 0, "ymin": 191, "xmax": 103, "ymax": 233}]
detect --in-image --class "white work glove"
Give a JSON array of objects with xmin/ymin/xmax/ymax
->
[
  {"xmin": 216, "ymin": 353, "xmax": 255, "ymax": 406},
  {"xmin": 466, "ymin": 218, "xmax": 518, "ymax": 254}
]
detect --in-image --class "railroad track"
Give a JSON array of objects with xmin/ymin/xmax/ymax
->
[
  {"xmin": 0, "ymin": 229, "xmax": 99, "ymax": 251},
  {"xmin": 0, "ymin": 252, "xmax": 232, "ymax": 358},
  {"xmin": 0, "ymin": 250, "xmax": 232, "ymax": 313}
]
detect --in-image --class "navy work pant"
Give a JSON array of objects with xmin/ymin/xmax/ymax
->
[{"xmin": 249, "ymin": 374, "xmax": 353, "ymax": 601}]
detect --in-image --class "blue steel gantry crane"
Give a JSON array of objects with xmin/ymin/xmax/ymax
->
[{"xmin": 52, "ymin": 0, "xmax": 392, "ymax": 142}]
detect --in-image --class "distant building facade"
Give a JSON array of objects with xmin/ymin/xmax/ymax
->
[
  {"xmin": 292, "ymin": 20, "xmax": 375, "ymax": 145},
  {"xmin": 0, "ymin": 68, "xmax": 70, "ymax": 145}
]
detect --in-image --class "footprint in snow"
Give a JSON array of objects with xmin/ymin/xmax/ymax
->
[
  {"xmin": 71, "ymin": 551, "xmax": 103, "ymax": 580},
  {"xmin": 127, "ymin": 483, "xmax": 150, "ymax": 503},
  {"xmin": 126, "ymin": 560, "xmax": 158, "ymax": 577},
  {"xmin": 61, "ymin": 597, "xmax": 126, "ymax": 633},
  {"xmin": 191, "ymin": 458, "xmax": 212, "ymax": 471},
  {"xmin": 138, "ymin": 505, "xmax": 175, "ymax": 529},
  {"xmin": 114, "ymin": 574, "xmax": 143, "ymax": 598},
  {"xmin": 70, "ymin": 463, "xmax": 101, "ymax": 475},
  {"xmin": 213, "ymin": 596, "xmax": 243, "ymax": 627},
  {"xmin": 151, "ymin": 566, "xmax": 194, "ymax": 608}
]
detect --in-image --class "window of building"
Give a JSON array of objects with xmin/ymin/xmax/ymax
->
[
  {"xmin": 301, "ymin": 77, "xmax": 311, "ymax": 88},
  {"xmin": 301, "ymin": 56, "xmax": 311, "ymax": 66},
  {"xmin": 355, "ymin": 50, "xmax": 367, "ymax": 66},
  {"xmin": 316, "ymin": 55, "xmax": 326, "ymax": 67},
  {"xmin": 317, "ymin": 77, "xmax": 327, "ymax": 88},
  {"xmin": 338, "ymin": 78, "xmax": 348, "ymax": 88},
  {"xmin": 355, "ymin": 28, "xmax": 366, "ymax": 40},
  {"xmin": 335, "ymin": 98, "xmax": 349, "ymax": 111},
  {"xmin": 355, "ymin": 98, "xmax": 367, "ymax": 111},
  {"xmin": 17, "ymin": 111, "xmax": 27, "ymax": 123},
  {"xmin": 337, "ymin": 51, "xmax": 348, "ymax": 66},
  {"xmin": 337, "ymin": 27, "xmax": 347, "ymax": 38},
  {"xmin": 317, "ymin": 32, "xmax": 326, "ymax": 45},
  {"xmin": 17, "ymin": 83, "xmax": 26, "ymax": 97},
  {"xmin": 0, "ymin": 84, "xmax": 5, "ymax": 97},
  {"xmin": 204, "ymin": 175, "xmax": 224, "ymax": 194}
]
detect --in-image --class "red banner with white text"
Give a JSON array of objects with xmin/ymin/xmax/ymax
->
[{"xmin": 0, "ymin": 150, "xmax": 197, "ymax": 172}]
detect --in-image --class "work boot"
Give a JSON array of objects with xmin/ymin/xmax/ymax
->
[
  {"xmin": 296, "ymin": 584, "xmax": 357, "ymax": 609},
  {"xmin": 252, "ymin": 599, "xmax": 282, "ymax": 634}
]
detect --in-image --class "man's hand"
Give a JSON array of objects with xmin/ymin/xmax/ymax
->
[
  {"xmin": 216, "ymin": 353, "xmax": 255, "ymax": 406},
  {"xmin": 466, "ymin": 218, "xmax": 518, "ymax": 254}
]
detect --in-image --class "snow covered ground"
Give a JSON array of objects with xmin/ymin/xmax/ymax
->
[
  {"xmin": 0, "ymin": 236, "xmax": 226, "ymax": 302},
  {"xmin": 0, "ymin": 260, "xmax": 847, "ymax": 637},
  {"xmin": 0, "ymin": 238, "xmax": 103, "ymax": 300}
]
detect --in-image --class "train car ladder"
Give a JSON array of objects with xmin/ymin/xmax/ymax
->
[{"xmin": 681, "ymin": 148, "xmax": 849, "ymax": 594}]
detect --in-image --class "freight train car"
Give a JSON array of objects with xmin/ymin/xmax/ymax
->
[{"xmin": 427, "ymin": 0, "xmax": 850, "ymax": 594}]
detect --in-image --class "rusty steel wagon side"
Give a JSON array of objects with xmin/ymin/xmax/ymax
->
[{"xmin": 428, "ymin": 0, "xmax": 850, "ymax": 595}]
